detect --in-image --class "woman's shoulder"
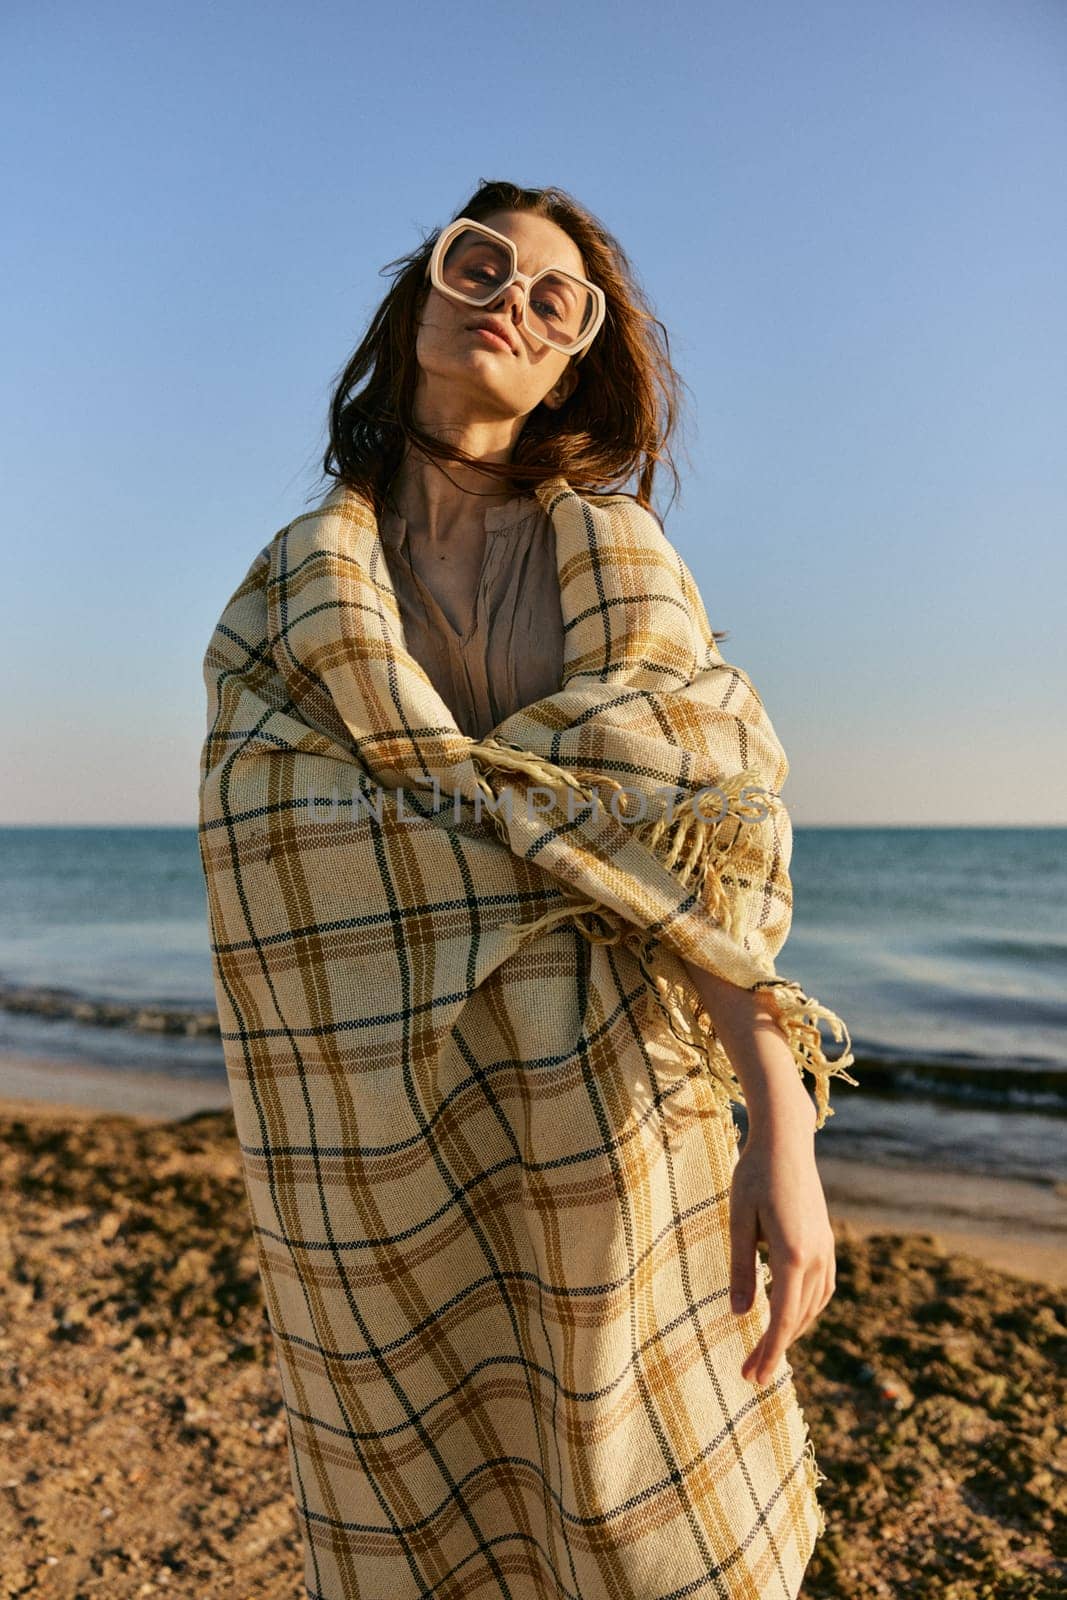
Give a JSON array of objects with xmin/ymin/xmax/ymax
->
[
  {"xmin": 569, "ymin": 486, "xmax": 683, "ymax": 569},
  {"xmin": 573, "ymin": 489, "xmax": 722, "ymax": 658}
]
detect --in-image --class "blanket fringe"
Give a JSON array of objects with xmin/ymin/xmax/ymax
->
[
  {"xmin": 796, "ymin": 1391, "xmax": 830, "ymax": 1543},
  {"xmin": 466, "ymin": 736, "xmax": 649, "ymax": 948},
  {"xmin": 633, "ymin": 938, "xmax": 858, "ymax": 1132},
  {"xmin": 465, "ymin": 735, "xmax": 599, "ymax": 852},
  {"xmin": 749, "ymin": 980, "xmax": 859, "ymax": 1130},
  {"xmin": 465, "ymin": 735, "xmax": 858, "ymax": 1131},
  {"xmin": 466, "ymin": 735, "xmax": 767, "ymax": 932}
]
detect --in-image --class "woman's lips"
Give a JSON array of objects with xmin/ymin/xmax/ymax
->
[{"xmin": 471, "ymin": 327, "xmax": 512, "ymax": 352}]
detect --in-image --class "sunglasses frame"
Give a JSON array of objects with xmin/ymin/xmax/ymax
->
[{"xmin": 425, "ymin": 216, "xmax": 606, "ymax": 362}]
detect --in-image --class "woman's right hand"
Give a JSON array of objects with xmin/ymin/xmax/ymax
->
[{"xmin": 728, "ymin": 1122, "xmax": 836, "ymax": 1386}]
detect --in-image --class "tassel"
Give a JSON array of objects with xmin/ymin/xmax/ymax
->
[
  {"xmin": 626, "ymin": 769, "xmax": 767, "ymax": 934},
  {"xmin": 466, "ymin": 735, "xmax": 597, "ymax": 810},
  {"xmin": 464, "ymin": 734, "xmax": 745, "ymax": 951},
  {"xmin": 465, "ymin": 736, "xmax": 634, "ymax": 946},
  {"xmin": 626, "ymin": 931, "xmax": 742, "ymax": 1117},
  {"xmin": 748, "ymin": 979, "xmax": 859, "ymax": 1130},
  {"xmin": 466, "ymin": 734, "xmax": 767, "ymax": 933},
  {"xmin": 465, "ymin": 734, "xmax": 858, "ymax": 1130},
  {"xmin": 798, "ymin": 1401, "xmax": 830, "ymax": 1542},
  {"xmin": 497, "ymin": 889, "xmax": 630, "ymax": 949},
  {"xmin": 626, "ymin": 933, "xmax": 857, "ymax": 1133}
]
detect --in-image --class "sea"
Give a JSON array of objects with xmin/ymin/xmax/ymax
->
[{"xmin": 0, "ymin": 826, "xmax": 1063, "ymax": 1185}]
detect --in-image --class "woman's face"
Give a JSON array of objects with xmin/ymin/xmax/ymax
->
[{"xmin": 413, "ymin": 209, "xmax": 586, "ymax": 422}]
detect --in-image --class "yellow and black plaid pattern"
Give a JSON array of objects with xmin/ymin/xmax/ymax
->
[{"xmin": 198, "ymin": 476, "xmax": 854, "ymax": 1598}]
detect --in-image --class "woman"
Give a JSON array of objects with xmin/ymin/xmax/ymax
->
[{"xmin": 198, "ymin": 179, "xmax": 856, "ymax": 1600}]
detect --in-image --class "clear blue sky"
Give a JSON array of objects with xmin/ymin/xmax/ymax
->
[{"xmin": 4, "ymin": 0, "xmax": 1064, "ymax": 825}]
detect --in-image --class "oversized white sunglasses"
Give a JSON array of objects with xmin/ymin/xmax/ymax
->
[{"xmin": 426, "ymin": 216, "xmax": 606, "ymax": 361}]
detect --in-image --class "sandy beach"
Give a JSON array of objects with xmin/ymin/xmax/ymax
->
[{"xmin": 0, "ymin": 1061, "xmax": 1063, "ymax": 1597}]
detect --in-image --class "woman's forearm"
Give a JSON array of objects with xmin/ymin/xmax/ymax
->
[{"xmin": 678, "ymin": 957, "xmax": 817, "ymax": 1140}]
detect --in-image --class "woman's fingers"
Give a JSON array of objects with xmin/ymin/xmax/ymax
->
[
  {"xmin": 791, "ymin": 1253, "xmax": 833, "ymax": 1342},
  {"xmin": 813, "ymin": 1258, "xmax": 836, "ymax": 1322},
  {"xmin": 742, "ymin": 1245, "xmax": 836, "ymax": 1385},
  {"xmin": 728, "ymin": 1141, "xmax": 838, "ymax": 1384},
  {"xmin": 805, "ymin": 1240, "xmax": 836, "ymax": 1327},
  {"xmin": 728, "ymin": 1184, "xmax": 760, "ymax": 1317},
  {"xmin": 742, "ymin": 1259, "xmax": 806, "ymax": 1384},
  {"xmin": 792, "ymin": 1265, "xmax": 826, "ymax": 1344}
]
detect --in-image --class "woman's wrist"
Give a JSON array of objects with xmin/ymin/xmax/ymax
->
[{"xmin": 678, "ymin": 957, "xmax": 818, "ymax": 1142}]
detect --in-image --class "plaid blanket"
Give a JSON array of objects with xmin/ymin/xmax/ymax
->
[{"xmin": 198, "ymin": 475, "xmax": 856, "ymax": 1599}]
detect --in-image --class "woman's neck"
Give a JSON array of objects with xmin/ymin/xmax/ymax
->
[{"xmin": 384, "ymin": 447, "xmax": 517, "ymax": 549}]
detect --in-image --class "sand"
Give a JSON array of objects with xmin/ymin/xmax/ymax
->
[
  {"xmin": 818, "ymin": 1153, "xmax": 1067, "ymax": 1289},
  {"xmin": 0, "ymin": 1068, "xmax": 1063, "ymax": 1596}
]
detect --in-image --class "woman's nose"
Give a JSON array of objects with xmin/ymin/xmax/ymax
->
[{"xmin": 488, "ymin": 281, "xmax": 525, "ymax": 321}]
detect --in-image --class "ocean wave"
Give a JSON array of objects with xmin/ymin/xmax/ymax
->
[
  {"xmin": 3, "ymin": 980, "xmax": 1065, "ymax": 1114},
  {"xmin": 934, "ymin": 935, "xmax": 1067, "ymax": 971},
  {"xmin": 843, "ymin": 1051, "xmax": 1067, "ymax": 1114},
  {"xmin": 0, "ymin": 979, "xmax": 219, "ymax": 1038}
]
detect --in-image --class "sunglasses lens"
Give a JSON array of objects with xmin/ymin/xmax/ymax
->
[
  {"xmin": 527, "ymin": 270, "xmax": 597, "ymax": 351},
  {"xmin": 440, "ymin": 227, "xmax": 512, "ymax": 304},
  {"xmin": 438, "ymin": 225, "xmax": 595, "ymax": 351}
]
